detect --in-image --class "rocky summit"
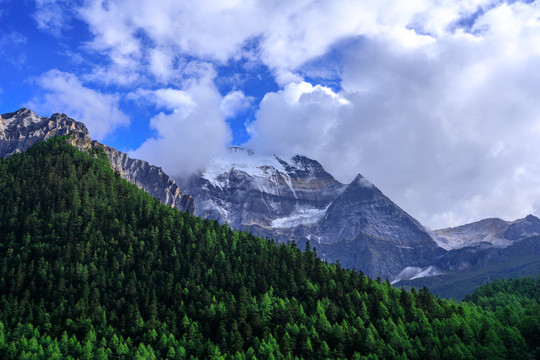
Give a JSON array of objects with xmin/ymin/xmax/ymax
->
[
  {"xmin": 179, "ymin": 147, "xmax": 444, "ymax": 279},
  {"xmin": 0, "ymin": 108, "xmax": 194, "ymax": 212}
]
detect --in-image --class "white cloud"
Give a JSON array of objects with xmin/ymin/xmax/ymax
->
[
  {"xmin": 38, "ymin": 0, "xmax": 540, "ymax": 228},
  {"xmin": 148, "ymin": 48, "xmax": 176, "ymax": 82},
  {"xmin": 246, "ymin": 1, "xmax": 540, "ymax": 228},
  {"xmin": 27, "ymin": 70, "xmax": 129, "ymax": 140},
  {"xmin": 34, "ymin": 0, "xmax": 70, "ymax": 36},
  {"xmin": 246, "ymin": 81, "xmax": 352, "ymax": 169},
  {"xmin": 220, "ymin": 90, "xmax": 254, "ymax": 118},
  {"xmin": 73, "ymin": 0, "xmax": 498, "ymax": 85},
  {"xmin": 131, "ymin": 70, "xmax": 232, "ymax": 177},
  {"xmin": 129, "ymin": 88, "xmax": 195, "ymax": 112}
]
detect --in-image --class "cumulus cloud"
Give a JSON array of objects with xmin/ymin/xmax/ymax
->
[
  {"xmin": 30, "ymin": 0, "xmax": 540, "ymax": 228},
  {"xmin": 129, "ymin": 88, "xmax": 195, "ymax": 111},
  {"xmin": 246, "ymin": 82, "xmax": 350, "ymax": 155},
  {"xmin": 73, "ymin": 0, "xmax": 498, "ymax": 85},
  {"xmin": 247, "ymin": 1, "xmax": 540, "ymax": 228},
  {"xmin": 220, "ymin": 90, "xmax": 254, "ymax": 118},
  {"xmin": 27, "ymin": 70, "xmax": 129, "ymax": 140},
  {"xmin": 131, "ymin": 71, "xmax": 232, "ymax": 177}
]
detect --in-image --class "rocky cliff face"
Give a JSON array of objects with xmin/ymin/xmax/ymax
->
[
  {"xmin": 180, "ymin": 147, "xmax": 345, "ymax": 228},
  {"xmin": 0, "ymin": 108, "xmax": 92, "ymax": 155},
  {"xmin": 392, "ymin": 215, "xmax": 540, "ymax": 297},
  {"xmin": 0, "ymin": 108, "xmax": 194, "ymax": 212},
  {"xmin": 316, "ymin": 174, "xmax": 444, "ymax": 277},
  {"xmin": 179, "ymin": 147, "xmax": 444, "ymax": 279},
  {"xmin": 434, "ymin": 214, "xmax": 540, "ymax": 250}
]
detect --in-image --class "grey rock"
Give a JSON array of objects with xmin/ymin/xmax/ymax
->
[
  {"xmin": 180, "ymin": 149, "xmax": 444, "ymax": 279},
  {"xmin": 395, "ymin": 236, "xmax": 540, "ymax": 299},
  {"xmin": 434, "ymin": 214, "xmax": 540, "ymax": 251},
  {"xmin": 0, "ymin": 108, "xmax": 92, "ymax": 156},
  {"xmin": 97, "ymin": 143, "xmax": 195, "ymax": 212},
  {"xmin": 317, "ymin": 174, "xmax": 444, "ymax": 277},
  {"xmin": 0, "ymin": 108, "xmax": 194, "ymax": 213},
  {"xmin": 503, "ymin": 214, "xmax": 540, "ymax": 241}
]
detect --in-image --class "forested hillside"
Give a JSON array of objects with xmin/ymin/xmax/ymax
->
[
  {"xmin": 0, "ymin": 137, "xmax": 534, "ymax": 359},
  {"xmin": 464, "ymin": 277, "xmax": 540, "ymax": 358}
]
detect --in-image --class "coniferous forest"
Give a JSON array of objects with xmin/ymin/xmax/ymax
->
[{"xmin": 0, "ymin": 137, "xmax": 537, "ymax": 359}]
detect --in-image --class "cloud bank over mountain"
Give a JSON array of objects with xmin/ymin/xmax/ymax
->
[{"xmin": 3, "ymin": 0, "xmax": 540, "ymax": 228}]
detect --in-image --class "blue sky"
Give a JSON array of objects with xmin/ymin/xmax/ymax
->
[{"xmin": 1, "ymin": 0, "xmax": 540, "ymax": 228}]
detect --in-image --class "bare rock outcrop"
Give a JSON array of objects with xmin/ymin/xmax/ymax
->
[{"xmin": 0, "ymin": 108, "xmax": 194, "ymax": 213}]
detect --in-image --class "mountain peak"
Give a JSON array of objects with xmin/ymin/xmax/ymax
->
[
  {"xmin": 1, "ymin": 108, "xmax": 42, "ymax": 127},
  {"xmin": 3, "ymin": 107, "xmax": 37, "ymax": 117},
  {"xmin": 524, "ymin": 214, "xmax": 540, "ymax": 223},
  {"xmin": 350, "ymin": 173, "xmax": 374, "ymax": 188}
]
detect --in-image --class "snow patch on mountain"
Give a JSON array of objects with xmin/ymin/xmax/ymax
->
[
  {"xmin": 391, "ymin": 265, "xmax": 444, "ymax": 284},
  {"xmin": 433, "ymin": 231, "xmax": 512, "ymax": 250},
  {"xmin": 271, "ymin": 205, "xmax": 329, "ymax": 228},
  {"xmin": 201, "ymin": 148, "xmax": 299, "ymax": 190}
]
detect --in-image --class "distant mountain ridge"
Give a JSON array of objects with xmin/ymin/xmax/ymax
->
[
  {"xmin": 0, "ymin": 108, "xmax": 194, "ymax": 212},
  {"xmin": 434, "ymin": 214, "xmax": 540, "ymax": 250},
  {"xmin": 393, "ymin": 215, "xmax": 540, "ymax": 298}
]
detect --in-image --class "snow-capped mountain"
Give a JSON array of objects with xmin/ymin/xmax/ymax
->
[
  {"xmin": 180, "ymin": 147, "xmax": 540, "ymax": 284},
  {"xmin": 180, "ymin": 146, "xmax": 344, "ymax": 229},
  {"xmin": 179, "ymin": 147, "xmax": 445, "ymax": 279}
]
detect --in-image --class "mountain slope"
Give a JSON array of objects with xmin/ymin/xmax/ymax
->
[
  {"xmin": 181, "ymin": 147, "xmax": 540, "ymax": 291},
  {"xmin": 1, "ymin": 108, "xmax": 444, "ymax": 280},
  {"xmin": 317, "ymin": 174, "xmax": 444, "ymax": 277},
  {"xmin": 464, "ymin": 277, "xmax": 540, "ymax": 358},
  {"xmin": 180, "ymin": 148, "xmax": 443, "ymax": 279},
  {"xmin": 434, "ymin": 215, "xmax": 540, "ymax": 250},
  {"xmin": 395, "ymin": 236, "xmax": 540, "ymax": 299},
  {"xmin": 0, "ymin": 108, "xmax": 194, "ymax": 212},
  {"xmin": 0, "ymin": 137, "xmax": 532, "ymax": 359},
  {"xmin": 393, "ymin": 215, "xmax": 540, "ymax": 299}
]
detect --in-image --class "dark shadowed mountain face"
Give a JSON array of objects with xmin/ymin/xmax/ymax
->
[
  {"xmin": 504, "ymin": 214, "xmax": 540, "ymax": 241},
  {"xmin": 0, "ymin": 108, "xmax": 194, "ymax": 212},
  {"xmin": 317, "ymin": 174, "xmax": 445, "ymax": 276},
  {"xmin": 179, "ymin": 147, "xmax": 444, "ymax": 279}
]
